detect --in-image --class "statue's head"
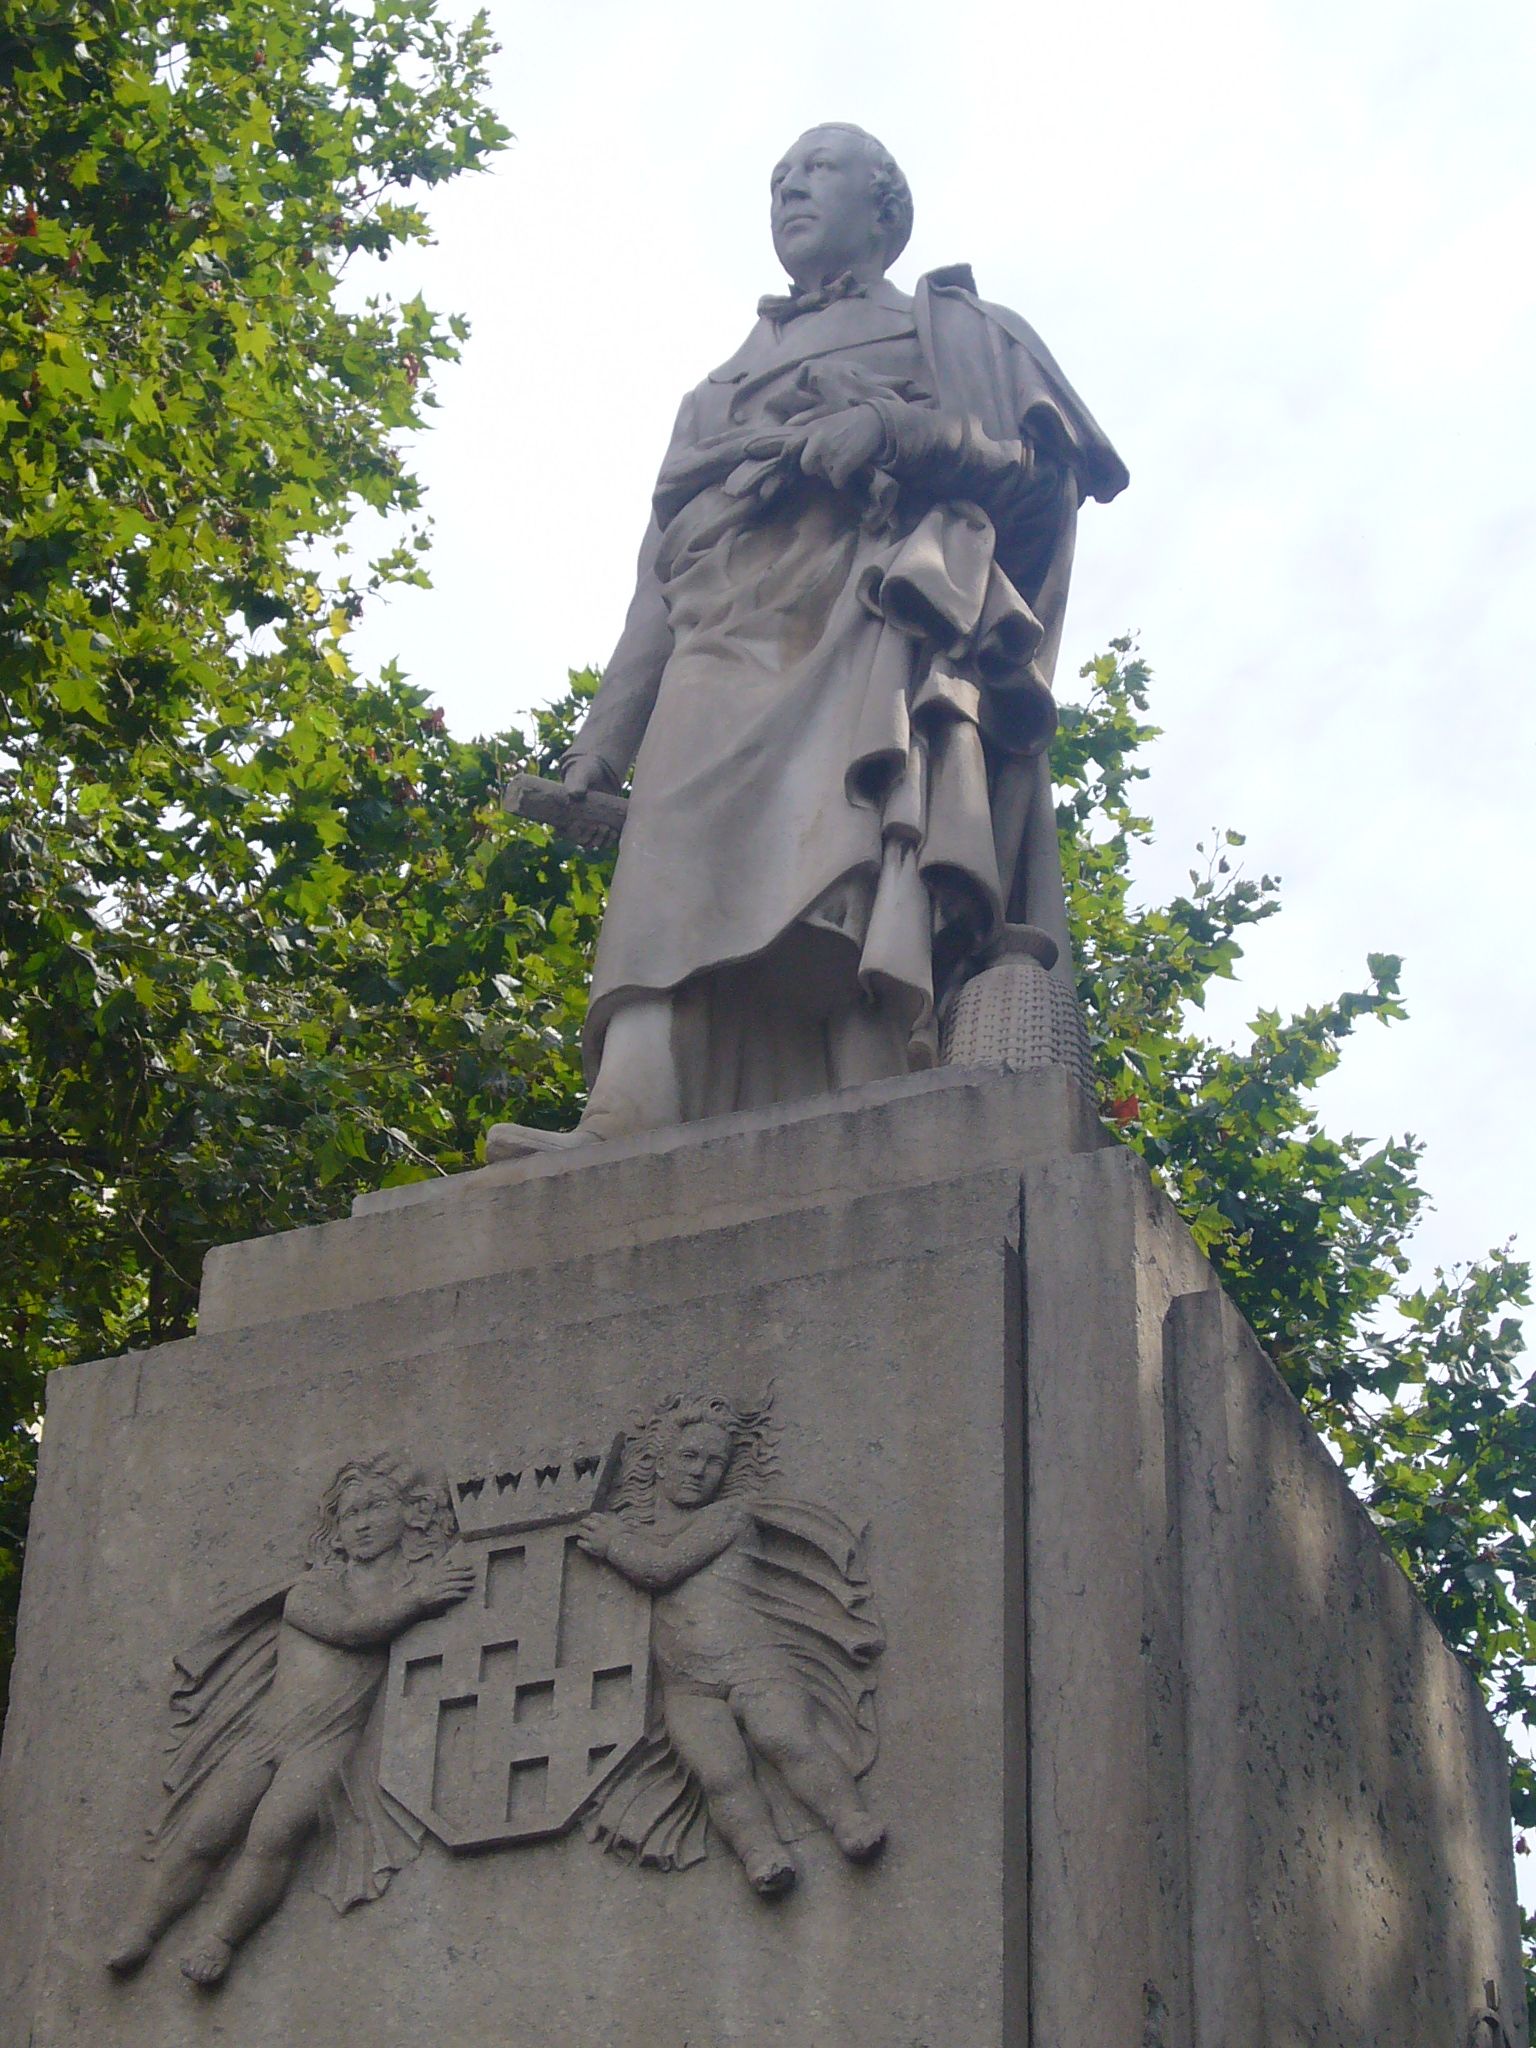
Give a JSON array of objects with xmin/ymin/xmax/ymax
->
[
  {"xmin": 770, "ymin": 124, "xmax": 913, "ymax": 288},
  {"xmin": 309, "ymin": 1451, "xmax": 456, "ymax": 1566},
  {"xmin": 609, "ymin": 1390, "xmax": 780, "ymax": 1520},
  {"xmin": 655, "ymin": 1407, "xmax": 735, "ymax": 1510}
]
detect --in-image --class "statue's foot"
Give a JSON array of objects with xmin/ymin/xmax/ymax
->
[
  {"xmin": 743, "ymin": 1846, "xmax": 797, "ymax": 1897},
  {"xmin": 105, "ymin": 1926, "xmax": 154, "ymax": 1975},
  {"xmin": 179, "ymin": 1936, "xmax": 233, "ymax": 1987},
  {"xmin": 833, "ymin": 1812, "xmax": 887, "ymax": 1862},
  {"xmin": 484, "ymin": 1122, "xmax": 596, "ymax": 1164}
]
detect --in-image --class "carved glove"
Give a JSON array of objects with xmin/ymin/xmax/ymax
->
[{"xmin": 864, "ymin": 398, "xmax": 1040, "ymax": 519}]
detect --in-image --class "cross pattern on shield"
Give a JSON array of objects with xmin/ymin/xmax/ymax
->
[{"xmin": 379, "ymin": 1447, "xmax": 651, "ymax": 1852}]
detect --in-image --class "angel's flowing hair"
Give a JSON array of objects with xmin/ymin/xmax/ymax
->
[
  {"xmin": 608, "ymin": 1391, "xmax": 779, "ymax": 1522},
  {"xmin": 307, "ymin": 1450, "xmax": 457, "ymax": 1567}
]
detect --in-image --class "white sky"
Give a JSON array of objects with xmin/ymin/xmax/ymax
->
[{"xmin": 344, "ymin": 0, "xmax": 1536, "ymax": 1311}]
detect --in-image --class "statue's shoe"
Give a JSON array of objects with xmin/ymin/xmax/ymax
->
[{"xmin": 484, "ymin": 1122, "xmax": 596, "ymax": 1164}]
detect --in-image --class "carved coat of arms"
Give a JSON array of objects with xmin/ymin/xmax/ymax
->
[
  {"xmin": 376, "ymin": 1434, "xmax": 653, "ymax": 1849},
  {"xmin": 378, "ymin": 1393, "xmax": 885, "ymax": 1895}
]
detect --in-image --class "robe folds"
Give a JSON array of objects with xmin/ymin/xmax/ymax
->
[{"xmin": 574, "ymin": 270, "xmax": 1126, "ymax": 1114}]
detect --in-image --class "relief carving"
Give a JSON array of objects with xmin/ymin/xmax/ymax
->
[
  {"xmin": 112, "ymin": 1408, "xmax": 885, "ymax": 1988},
  {"xmin": 378, "ymin": 1393, "xmax": 886, "ymax": 1900},
  {"xmin": 578, "ymin": 1393, "xmax": 887, "ymax": 1896},
  {"xmin": 107, "ymin": 1453, "xmax": 472, "ymax": 1988}
]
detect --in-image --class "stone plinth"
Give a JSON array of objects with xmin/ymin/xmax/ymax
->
[{"xmin": 0, "ymin": 1071, "xmax": 1523, "ymax": 2047}]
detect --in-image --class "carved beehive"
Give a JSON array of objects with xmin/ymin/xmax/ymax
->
[{"xmin": 939, "ymin": 923, "xmax": 1095, "ymax": 1093}]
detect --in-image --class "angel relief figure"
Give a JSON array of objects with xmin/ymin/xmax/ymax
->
[
  {"xmin": 107, "ymin": 1452, "xmax": 473, "ymax": 1988},
  {"xmin": 577, "ymin": 1394, "xmax": 886, "ymax": 1896}
]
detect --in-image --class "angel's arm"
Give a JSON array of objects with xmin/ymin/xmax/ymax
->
[
  {"xmin": 284, "ymin": 1554, "xmax": 474, "ymax": 1647},
  {"xmin": 579, "ymin": 1503, "xmax": 749, "ymax": 1591}
]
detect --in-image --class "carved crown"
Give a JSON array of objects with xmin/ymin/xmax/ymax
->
[{"xmin": 451, "ymin": 1433, "xmax": 625, "ymax": 1539}]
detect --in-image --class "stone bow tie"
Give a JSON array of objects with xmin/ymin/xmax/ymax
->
[{"xmin": 756, "ymin": 271, "xmax": 867, "ymax": 325}]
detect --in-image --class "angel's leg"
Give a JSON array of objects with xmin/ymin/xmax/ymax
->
[
  {"xmin": 106, "ymin": 1757, "xmax": 274, "ymax": 1971},
  {"xmin": 736, "ymin": 1683, "xmax": 885, "ymax": 1860},
  {"xmin": 663, "ymin": 1690, "xmax": 796, "ymax": 1895},
  {"xmin": 181, "ymin": 1741, "xmax": 346, "ymax": 1986}
]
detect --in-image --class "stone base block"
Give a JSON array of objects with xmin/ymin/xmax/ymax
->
[{"xmin": 0, "ymin": 1071, "xmax": 1523, "ymax": 2047}]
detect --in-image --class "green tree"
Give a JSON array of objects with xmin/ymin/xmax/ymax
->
[{"xmin": 0, "ymin": 0, "xmax": 528, "ymax": 1693}]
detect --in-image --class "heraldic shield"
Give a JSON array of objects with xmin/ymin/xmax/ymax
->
[{"xmin": 378, "ymin": 1437, "xmax": 651, "ymax": 1852}]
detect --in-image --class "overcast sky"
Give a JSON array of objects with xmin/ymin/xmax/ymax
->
[{"xmin": 343, "ymin": 0, "xmax": 1536, "ymax": 1306}]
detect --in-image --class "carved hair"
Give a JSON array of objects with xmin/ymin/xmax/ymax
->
[
  {"xmin": 609, "ymin": 1392, "xmax": 780, "ymax": 1522},
  {"xmin": 307, "ymin": 1450, "xmax": 458, "ymax": 1567},
  {"xmin": 814, "ymin": 123, "xmax": 913, "ymax": 267}
]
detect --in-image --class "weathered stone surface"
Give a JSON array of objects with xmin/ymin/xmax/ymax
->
[
  {"xmin": 1018, "ymin": 1148, "xmax": 1526, "ymax": 2045},
  {"xmin": 1020, "ymin": 1142, "xmax": 1217, "ymax": 2046},
  {"xmin": 1169, "ymin": 1287, "xmax": 1521, "ymax": 2043},
  {"xmin": 0, "ymin": 1074, "xmax": 1523, "ymax": 2046},
  {"xmin": 2, "ymin": 1079, "xmax": 1035, "ymax": 2047}
]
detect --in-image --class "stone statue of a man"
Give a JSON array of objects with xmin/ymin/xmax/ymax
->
[{"xmin": 490, "ymin": 124, "xmax": 1125, "ymax": 1159}]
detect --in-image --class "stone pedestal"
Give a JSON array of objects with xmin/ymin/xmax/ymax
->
[{"xmin": 0, "ymin": 1071, "xmax": 1524, "ymax": 2046}]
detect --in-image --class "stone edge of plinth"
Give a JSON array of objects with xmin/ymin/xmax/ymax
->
[
  {"xmin": 195, "ymin": 1067, "xmax": 1112, "ymax": 1336},
  {"xmin": 351, "ymin": 1065, "xmax": 1107, "ymax": 1218}
]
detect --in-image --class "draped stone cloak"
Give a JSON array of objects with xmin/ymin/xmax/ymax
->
[
  {"xmin": 147, "ymin": 1572, "xmax": 425, "ymax": 1911},
  {"xmin": 572, "ymin": 269, "xmax": 1126, "ymax": 1115},
  {"xmin": 585, "ymin": 1495, "xmax": 885, "ymax": 1870}
]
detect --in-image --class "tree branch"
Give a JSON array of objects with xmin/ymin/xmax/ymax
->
[{"xmin": 0, "ymin": 1138, "xmax": 112, "ymax": 1170}]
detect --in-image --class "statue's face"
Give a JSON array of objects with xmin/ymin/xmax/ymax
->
[
  {"xmin": 335, "ymin": 1478, "xmax": 408, "ymax": 1561},
  {"xmin": 770, "ymin": 127, "xmax": 884, "ymax": 286},
  {"xmin": 656, "ymin": 1422, "xmax": 732, "ymax": 1509}
]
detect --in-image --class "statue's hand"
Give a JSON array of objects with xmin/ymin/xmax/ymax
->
[
  {"xmin": 576, "ymin": 1512, "xmax": 617, "ymax": 1560},
  {"xmin": 416, "ymin": 1553, "xmax": 477, "ymax": 1612},
  {"xmin": 559, "ymin": 754, "xmax": 623, "ymax": 848},
  {"xmin": 797, "ymin": 404, "xmax": 886, "ymax": 491},
  {"xmin": 562, "ymin": 754, "xmax": 620, "ymax": 798}
]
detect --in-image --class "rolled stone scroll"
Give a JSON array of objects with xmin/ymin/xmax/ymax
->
[{"xmin": 502, "ymin": 772, "xmax": 628, "ymax": 850}]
